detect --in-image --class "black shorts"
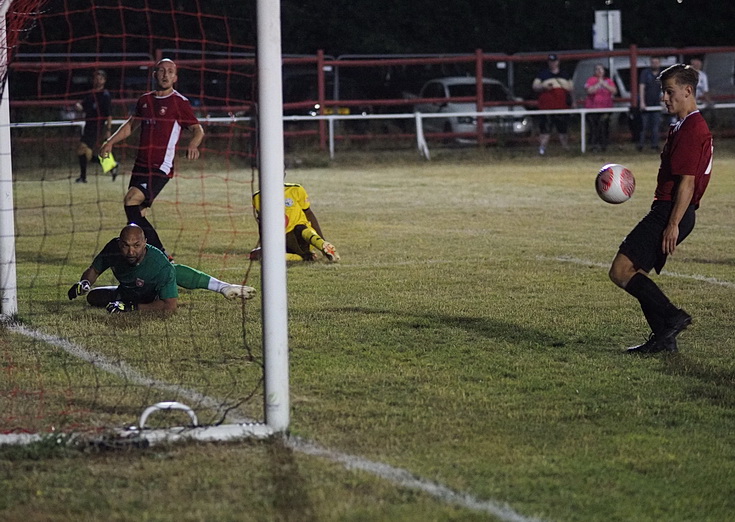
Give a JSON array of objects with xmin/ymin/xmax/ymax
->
[
  {"xmin": 129, "ymin": 166, "xmax": 171, "ymax": 208},
  {"xmin": 536, "ymin": 113, "xmax": 569, "ymax": 134},
  {"xmin": 285, "ymin": 225, "xmax": 314, "ymax": 259},
  {"xmin": 618, "ymin": 200, "xmax": 696, "ymax": 274}
]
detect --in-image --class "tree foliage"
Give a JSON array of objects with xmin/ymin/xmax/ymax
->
[{"xmin": 278, "ymin": 0, "xmax": 735, "ymax": 55}]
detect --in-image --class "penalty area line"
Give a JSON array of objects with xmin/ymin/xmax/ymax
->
[
  {"xmin": 2, "ymin": 323, "xmax": 542, "ymax": 522},
  {"xmin": 543, "ymin": 255, "xmax": 735, "ymax": 289}
]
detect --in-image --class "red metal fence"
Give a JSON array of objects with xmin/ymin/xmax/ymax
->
[{"xmin": 9, "ymin": 45, "xmax": 735, "ymax": 151}]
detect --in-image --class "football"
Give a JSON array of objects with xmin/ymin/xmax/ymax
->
[{"xmin": 595, "ymin": 163, "xmax": 635, "ymax": 204}]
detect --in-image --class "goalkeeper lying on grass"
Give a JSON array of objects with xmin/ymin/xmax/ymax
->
[{"xmin": 68, "ymin": 224, "xmax": 255, "ymax": 313}]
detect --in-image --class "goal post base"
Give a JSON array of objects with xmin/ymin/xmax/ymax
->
[{"xmin": 0, "ymin": 423, "xmax": 276, "ymax": 448}]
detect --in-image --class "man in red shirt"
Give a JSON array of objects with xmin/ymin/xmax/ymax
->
[
  {"xmin": 100, "ymin": 59, "xmax": 205, "ymax": 257},
  {"xmin": 609, "ymin": 64, "xmax": 713, "ymax": 354},
  {"xmin": 532, "ymin": 54, "xmax": 573, "ymax": 155}
]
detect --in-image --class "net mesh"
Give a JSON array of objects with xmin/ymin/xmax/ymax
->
[
  {"xmin": 1, "ymin": 0, "xmax": 263, "ymax": 437},
  {"xmin": 0, "ymin": 0, "xmax": 48, "ymax": 99}
]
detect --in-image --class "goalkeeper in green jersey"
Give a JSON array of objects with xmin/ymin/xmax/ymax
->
[{"xmin": 68, "ymin": 224, "xmax": 255, "ymax": 313}]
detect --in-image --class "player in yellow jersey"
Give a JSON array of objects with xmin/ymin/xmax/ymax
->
[{"xmin": 251, "ymin": 182, "xmax": 340, "ymax": 263}]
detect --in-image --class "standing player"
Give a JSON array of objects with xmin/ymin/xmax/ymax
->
[
  {"xmin": 75, "ymin": 69, "xmax": 117, "ymax": 183},
  {"xmin": 251, "ymin": 181, "xmax": 339, "ymax": 262},
  {"xmin": 609, "ymin": 64, "xmax": 713, "ymax": 354},
  {"xmin": 99, "ymin": 59, "xmax": 204, "ymax": 258}
]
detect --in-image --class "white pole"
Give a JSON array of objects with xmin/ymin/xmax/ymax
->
[
  {"xmin": 256, "ymin": 0, "xmax": 290, "ymax": 432},
  {"xmin": 0, "ymin": 1, "xmax": 19, "ymax": 318}
]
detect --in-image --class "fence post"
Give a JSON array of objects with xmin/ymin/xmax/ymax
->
[
  {"xmin": 317, "ymin": 49, "xmax": 327, "ymax": 151},
  {"xmin": 630, "ymin": 44, "xmax": 639, "ymax": 107},
  {"xmin": 475, "ymin": 48, "xmax": 485, "ymax": 146}
]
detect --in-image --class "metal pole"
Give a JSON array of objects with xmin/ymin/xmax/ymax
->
[
  {"xmin": 1, "ymin": 1, "xmax": 19, "ymax": 318},
  {"xmin": 256, "ymin": 0, "xmax": 289, "ymax": 432}
]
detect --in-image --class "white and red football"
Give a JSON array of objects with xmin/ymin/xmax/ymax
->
[{"xmin": 596, "ymin": 163, "xmax": 635, "ymax": 204}]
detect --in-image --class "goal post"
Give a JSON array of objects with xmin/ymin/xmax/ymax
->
[
  {"xmin": 0, "ymin": 1, "xmax": 18, "ymax": 317},
  {"xmin": 257, "ymin": 0, "xmax": 290, "ymax": 433}
]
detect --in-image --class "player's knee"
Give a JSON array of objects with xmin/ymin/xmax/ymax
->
[
  {"xmin": 123, "ymin": 187, "xmax": 145, "ymax": 207},
  {"xmin": 87, "ymin": 287, "xmax": 117, "ymax": 307},
  {"xmin": 608, "ymin": 263, "xmax": 631, "ymax": 289}
]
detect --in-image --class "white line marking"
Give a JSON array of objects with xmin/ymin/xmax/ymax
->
[
  {"xmin": 5, "ymin": 323, "xmax": 253, "ymax": 424},
  {"xmin": 544, "ymin": 255, "xmax": 735, "ymax": 289},
  {"xmin": 287, "ymin": 437, "xmax": 543, "ymax": 522},
  {"xmin": 2, "ymin": 323, "xmax": 542, "ymax": 522}
]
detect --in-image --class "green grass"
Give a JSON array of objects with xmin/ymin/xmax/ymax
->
[{"xmin": 2, "ymin": 144, "xmax": 734, "ymax": 521}]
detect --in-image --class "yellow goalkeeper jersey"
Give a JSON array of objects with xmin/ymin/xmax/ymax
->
[{"xmin": 253, "ymin": 183, "xmax": 312, "ymax": 234}]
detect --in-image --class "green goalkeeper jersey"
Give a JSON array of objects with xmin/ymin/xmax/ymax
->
[{"xmin": 92, "ymin": 240, "xmax": 178, "ymax": 304}]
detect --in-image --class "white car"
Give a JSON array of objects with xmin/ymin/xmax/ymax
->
[{"xmin": 412, "ymin": 77, "xmax": 531, "ymax": 142}]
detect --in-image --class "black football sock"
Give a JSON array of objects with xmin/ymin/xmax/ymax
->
[
  {"xmin": 78, "ymin": 155, "xmax": 87, "ymax": 180},
  {"xmin": 640, "ymin": 302, "xmax": 667, "ymax": 335},
  {"xmin": 625, "ymin": 273, "xmax": 678, "ymax": 323},
  {"xmin": 124, "ymin": 205, "xmax": 165, "ymax": 252}
]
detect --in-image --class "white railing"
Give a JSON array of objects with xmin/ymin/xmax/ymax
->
[{"xmin": 10, "ymin": 103, "xmax": 735, "ymax": 161}]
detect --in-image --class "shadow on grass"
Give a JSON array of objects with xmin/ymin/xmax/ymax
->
[
  {"xmin": 332, "ymin": 306, "xmax": 568, "ymax": 349},
  {"xmin": 266, "ymin": 438, "xmax": 317, "ymax": 522},
  {"xmin": 660, "ymin": 355, "xmax": 735, "ymax": 407}
]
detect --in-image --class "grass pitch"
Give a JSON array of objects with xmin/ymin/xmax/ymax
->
[{"xmin": 2, "ymin": 146, "xmax": 734, "ymax": 521}]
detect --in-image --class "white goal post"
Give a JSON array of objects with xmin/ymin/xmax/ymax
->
[
  {"xmin": 0, "ymin": 1, "xmax": 18, "ymax": 317},
  {"xmin": 256, "ymin": 0, "xmax": 290, "ymax": 433}
]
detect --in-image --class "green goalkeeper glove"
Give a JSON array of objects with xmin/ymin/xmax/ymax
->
[
  {"xmin": 106, "ymin": 301, "xmax": 137, "ymax": 314},
  {"xmin": 68, "ymin": 280, "xmax": 91, "ymax": 300}
]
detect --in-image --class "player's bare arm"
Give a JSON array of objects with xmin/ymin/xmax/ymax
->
[
  {"xmin": 186, "ymin": 124, "xmax": 205, "ymax": 160},
  {"xmin": 100, "ymin": 116, "xmax": 137, "ymax": 157},
  {"xmin": 80, "ymin": 266, "xmax": 101, "ymax": 286},
  {"xmin": 304, "ymin": 207, "xmax": 325, "ymax": 238},
  {"xmin": 662, "ymin": 175, "xmax": 696, "ymax": 255},
  {"xmin": 67, "ymin": 266, "xmax": 101, "ymax": 300}
]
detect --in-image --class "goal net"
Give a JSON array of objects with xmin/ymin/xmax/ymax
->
[{"xmin": 1, "ymin": 0, "xmax": 274, "ymax": 444}]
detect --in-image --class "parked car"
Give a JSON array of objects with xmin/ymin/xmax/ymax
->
[{"xmin": 409, "ymin": 77, "xmax": 531, "ymax": 142}]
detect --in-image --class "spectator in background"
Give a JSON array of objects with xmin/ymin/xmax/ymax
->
[
  {"xmin": 75, "ymin": 69, "xmax": 118, "ymax": 183},
  {"xmin": 532, "ymin": 54, "xmax": 573, "ymax": 155},
  {"xmin": 637, "ymin": 57, "xmax": 663, "ymax": 152},
  {"xmin": 584, "ymin": 64, "xmax": 617, "ymax": 152},
  {"xmin": 689, "ymin": 58, "xmax": 711, "ymax": 106},
  {"xmin": 689, "ymin": 57, "xmax": 713, "ymax": 123}
]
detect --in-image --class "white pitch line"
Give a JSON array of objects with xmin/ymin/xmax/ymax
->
[
  {"xmin": 287, "ymin": 436, "xmax": 544, "ymax": 522},
  {"xmin": 2, "ymin": 323, "xmax": 542, "ymax": 522},
  {"xmin": 543, "ymin": 255, "xmax": 735, "ymax": 289},
  {"xmin": 5, "ymin": 323, "xmax": 253, "ymax": 425}
]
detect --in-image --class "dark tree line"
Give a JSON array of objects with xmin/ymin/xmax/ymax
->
[
  {"xmin": 274, "ymin": 0, "xmax": 735, "ymax": 55},
  {"xmin": 14, "ymin": 1, "xmax": 735, "ymax": 58}
]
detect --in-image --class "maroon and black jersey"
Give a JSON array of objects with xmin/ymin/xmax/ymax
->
[
  {"xmin": 134, "ymin": 90, "xmax": 199, "ymax": 177},
  {"xmin": 655, "ymin": 110, "xmax": 713, "ymax": 208}
]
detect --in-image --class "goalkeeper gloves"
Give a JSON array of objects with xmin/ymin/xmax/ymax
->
[
  {"xmin": 68, "ymin": 280, "xmax": 91, "ymax": 300},
  {"xmin": 106, "ymin": 301, "xmax": 137, "ymax": 314}
]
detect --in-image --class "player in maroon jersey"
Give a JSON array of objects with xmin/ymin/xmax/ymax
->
[
  {"xmin": 608, "ymin": 64, "xmax": 713, "ymax": 354},
  {"xmin": 100, "ymin": 59, "xmax": 205, "ymax": 257}
]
